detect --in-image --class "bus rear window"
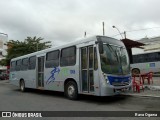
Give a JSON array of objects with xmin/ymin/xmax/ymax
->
[{"xmin": 10, "ymin": 61, "xmax": 16, "ymax": 71}]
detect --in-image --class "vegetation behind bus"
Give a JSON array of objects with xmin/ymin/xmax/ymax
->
[{"xmin": 0, "ymin": 36, "xmax": 51, "ymax": 66}]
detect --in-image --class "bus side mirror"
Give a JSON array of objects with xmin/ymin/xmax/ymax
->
[{"xmin": 98, "ymin": 41, "xmax": 104, "ymax": 54}]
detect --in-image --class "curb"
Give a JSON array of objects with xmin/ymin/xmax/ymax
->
[
  {"xmin": 147, "ymin": 86, "xmax": 160, "ymax": 91},
  {"xmin": 125, "ymin": 93, "xmax": 160, "ymax": 98}
]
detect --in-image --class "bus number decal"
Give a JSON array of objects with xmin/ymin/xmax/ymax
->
[
  {"xmin": 70, "ymin": 70, "xmax": 75, "ymax": 74},
  {"xmin": 46, "ymin": 67, "xmax": 60, "ymax": 84},
  {"xmin": 150, "ymin": 63, "xmax": 155, "ymax": 67}
]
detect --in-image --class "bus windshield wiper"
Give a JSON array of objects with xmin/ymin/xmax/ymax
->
[{"xmin": 107, "ymin": 44, "xmax": 119, "ymax": 62}]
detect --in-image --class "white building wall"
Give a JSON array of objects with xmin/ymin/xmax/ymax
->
[{"xmin": 0, "ymin": 35, "xmax": 7, "ymax": 70}]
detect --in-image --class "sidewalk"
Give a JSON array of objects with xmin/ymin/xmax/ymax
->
[{"xmin": 128, "ymin": 77, "xmax": 160, "ymax": 97}]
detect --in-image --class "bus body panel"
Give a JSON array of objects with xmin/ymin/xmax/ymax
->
[
  {"xmin": 131, "ymin": 62, "xmax": 160, "ymax": 74},
  {"xmin": 44, "ymin": 65, "xmax": 79, "ymax": 92},
  {"xmin": 10, "ymin": 72, "xmax": 19, "ymax": 86},
  {"xmin": 131, "ymin": 51, "xmax": 160, "ymax": 74}
]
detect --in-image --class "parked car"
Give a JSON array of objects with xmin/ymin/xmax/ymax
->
[{"xmin": 0, "ymin": 73, "xmax": 9, "ymax": 80}]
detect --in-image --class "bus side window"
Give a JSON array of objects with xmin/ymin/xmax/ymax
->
[
  {"xmin": 15, "ymin": 59, "xmax": 21, "ymax": 71},
  {"xmin": 22, "ymin": 58, "xmax": 28, "ymax": 71},
  {"xmin": 94, "ymin": 47, "xmax": 98, "ymax": 70},
  {"xmin": 46, "ymin": 50, "xmax": 59, "ymax": 68},
  {"xmin": 28, "ymin": 56, "xmax": 36, "ymax": 70},
  {"xmin": 89, "ymin": 47, "xmax": 93, "ymax": 68},
  {"xmin": 60, "ymin": 46, "xmax": 76, "ymax": 66}
]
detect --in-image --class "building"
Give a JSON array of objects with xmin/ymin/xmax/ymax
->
[
  {"xmin": 137, "ymin": 36, "xmax": 160, "ymax": 52},
  {"xmin": 0, "ymin": 35, "xmax": 7, "ymax": 73}
]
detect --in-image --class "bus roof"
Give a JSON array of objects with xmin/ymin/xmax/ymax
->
[{"xmin": 11, "ymin": 35, "xmax": 122, "ymax": 61}]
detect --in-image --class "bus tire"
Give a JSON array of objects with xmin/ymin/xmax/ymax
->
[
  {"xmin": 132, "ymin": 68, "xmax": 140, "ymax": 75},
  {"xmin": 65, "ymin": 81, "xmax": 78, "ymax": 100},
  {"xmin": 20, "ymin": 80, "xmax": 25, "ymax": 92}
]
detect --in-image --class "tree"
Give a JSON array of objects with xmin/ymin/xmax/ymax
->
[
  {"xmin": 24, "ymin": 36, "xmax": 51, "ymax": 52},
  {"xmin": 0, "ymin": 36, "xmax": 51, "ymax": 66}
]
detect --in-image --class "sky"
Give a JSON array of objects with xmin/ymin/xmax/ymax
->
[{"xmin": 1, "ymin": 0, "xmax": 160, "ymax": 47}]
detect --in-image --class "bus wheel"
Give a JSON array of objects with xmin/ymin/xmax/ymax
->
[
  {"xmin": 132, "ymin": 68, "xmax": 140, "ymax": 75},
  {"xmin": 20, "ymin": 80, "xmax": 25, "ymax": 92},
  {"xmin": 65, "ymin": 81, "xmax": 78, "ymax": 100}
]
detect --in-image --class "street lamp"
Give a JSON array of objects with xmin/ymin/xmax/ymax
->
[{"xmin": 112, "ymin": 26, "xmax": 124, "ymax": 39}]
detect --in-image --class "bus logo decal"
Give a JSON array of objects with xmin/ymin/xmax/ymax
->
[{"xmin": 46, "ymin": 67, "xmax": 60, "ymax": 84}]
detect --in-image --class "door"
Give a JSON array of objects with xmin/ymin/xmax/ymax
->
[
  {"xmin": 80, "ymin": 46, "xmax": 95, "ymax": 93},
  {"xmin": 37, "ymin": 56, "xmax": 44, "ymax": 88}
]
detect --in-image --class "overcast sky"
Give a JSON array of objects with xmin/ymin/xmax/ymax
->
[{"xmin": 0, "ymin": 0, "xmax": 160, "ymax": 46}]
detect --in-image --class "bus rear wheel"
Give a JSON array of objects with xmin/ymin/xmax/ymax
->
[
  {"xmin": 65, "ymin": 81, "xmax": 78, "ymax": 100},
  {"xmin": 20, "ymin": 80, "xmax": 25, "ymax": 92}
]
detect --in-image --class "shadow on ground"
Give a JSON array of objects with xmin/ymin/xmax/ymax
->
[{"xmin": 13, "ymin": 88, "xmax": 130, "ymax": 104}]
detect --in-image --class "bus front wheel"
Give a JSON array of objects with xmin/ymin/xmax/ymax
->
[
  {"xmin": 20, "ymin": 80, "xmax": 25, "ymax": 92},
  {"xmin": 65, "ymin": 81, "xmax": 78, "ymax": 100}
]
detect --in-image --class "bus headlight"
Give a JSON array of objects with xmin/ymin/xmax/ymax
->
[
  {"xmin": 106, "ymin": 79, "xmax": 109, "ymax": 84},
  {"xmin": 102, "ymin": 72, "xmax": 109, "ymax": 84}
]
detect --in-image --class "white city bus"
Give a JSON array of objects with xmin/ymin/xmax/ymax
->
[
  {"xmin": 131, "ymin": 51, "xmax": 160, "ymax": 74},
  {"xmin": 10, "ymin": 35, "xmax": 131, "ymax": 100}
]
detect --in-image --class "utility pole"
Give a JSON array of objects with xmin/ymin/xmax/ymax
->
[
  {"xmin": 102, "ymin": 22, "xmax": 105, "ymax": 36},
  {"xmin": 84, "ymin": 31, "xmax": 86, "ymax": 38},
  {"xmin": 124, "ymin": 31, "xmax": 126, "ymax": 39}
]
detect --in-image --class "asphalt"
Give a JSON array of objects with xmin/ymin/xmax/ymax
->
[{"xmin": 1, "ymin": 77, "xmax": 160, "ymax": 97}]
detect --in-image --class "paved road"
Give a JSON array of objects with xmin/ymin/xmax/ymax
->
[{"xmin": 0, "ymin": 80, "xmax": 159, "ymax": 120}]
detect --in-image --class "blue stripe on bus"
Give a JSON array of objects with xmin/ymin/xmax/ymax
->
[{"xmin": 107, "ymin": 76, "xmax": 130, "ymax": 85}]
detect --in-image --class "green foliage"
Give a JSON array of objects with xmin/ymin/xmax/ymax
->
[{"xmin": 0, "ymin": 36, "xmax": 51, "ymax": 66}]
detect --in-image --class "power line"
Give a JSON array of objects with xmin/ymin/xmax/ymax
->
[
  {"xmin": 111, "ymin": 26, "xmax": 160, "ymax": 37},
  {"xmin": 126, "ymin": 26, "xmax": 160, "ymax": 33}
]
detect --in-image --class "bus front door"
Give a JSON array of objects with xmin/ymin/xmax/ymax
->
[
  {"xmin": 81, "ymin": 46, "xmax": 95, "ymax": 93},
  {"xmin": 37, "ymin": 56, "xmax": 44, "ymax": 88}
]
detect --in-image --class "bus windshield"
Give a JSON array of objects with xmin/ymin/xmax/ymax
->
[{"xmin": 100, "ymin": 44, "xmax": 130, "ymax": 75}]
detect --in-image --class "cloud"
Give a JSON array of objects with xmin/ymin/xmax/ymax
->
[{"xmin": 0, "ymin": 0, "xmax": 160, "ymax": 45}]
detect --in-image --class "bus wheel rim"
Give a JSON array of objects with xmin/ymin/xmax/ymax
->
[
  {"xmin": 68, "ymin": 85, "xmax": 75, "ymax": 97},
  {"xmin": 21, "ymin": 82, "xmax": 24, "ymax": 90}
]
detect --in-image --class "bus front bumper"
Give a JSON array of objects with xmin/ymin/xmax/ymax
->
[{"xmin": 100, "ymin": 83, "xmax": 132, "ymax": 96}]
